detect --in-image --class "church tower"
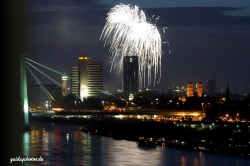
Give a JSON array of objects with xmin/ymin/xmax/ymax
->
[{"xmin": 226, "ymin": 84, "xmax": 230, "ymax": 103}]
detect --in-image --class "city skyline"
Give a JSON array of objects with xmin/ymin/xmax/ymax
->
[
  {"xmin": 3, "ymin": 2, "xmax": 250, "ymax": 164},
  {"xmin": 25, "ymin": 0, "xmax": 250, "ymax": 93}
]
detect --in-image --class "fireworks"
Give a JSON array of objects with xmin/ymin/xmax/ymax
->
[{"xmin": 100, "ymin": 3, "xmax": 168, "ymax": 89}]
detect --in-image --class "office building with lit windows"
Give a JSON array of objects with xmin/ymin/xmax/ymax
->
[
  {"xmin": 87, "ymin": 60, "xmax": 103, "ymax": 97},
  {"xmin": 71, "ymin": 66, "xmax": 79, "ymax": 97},
  {"xmin": 123, "ymin": 56, "xmax": 139, "ymax": 95},
  {"xmin": 71, "ymin": 56, "xmax": 103, "ymax": 100},
  {"xmin": 79, "ymin": 56, "xmax": 89, "ymax": 99}
]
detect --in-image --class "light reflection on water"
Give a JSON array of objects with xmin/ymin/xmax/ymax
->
[{"xmin": 20, "ymin": 122, "xmax": 250, "ymax": 166}]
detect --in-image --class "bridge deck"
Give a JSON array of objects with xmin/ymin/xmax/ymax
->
[{"xmin": 30, "ymin": 110, "xmax": 203, "ymax": 116}]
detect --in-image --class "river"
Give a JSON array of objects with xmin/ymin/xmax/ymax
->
[{"xmin": 14, "ymin": 122, "xmax": 250, "ymax": 166}]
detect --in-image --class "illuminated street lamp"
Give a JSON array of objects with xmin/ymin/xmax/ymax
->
[{"xmin": 236, "ymin": 113, "xmax": 240, "ymax": 122}]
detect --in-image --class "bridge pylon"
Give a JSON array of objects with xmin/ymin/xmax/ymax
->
[{"xmin": 21, "ymin": 54, "xmax": 29, "ymax": 125}]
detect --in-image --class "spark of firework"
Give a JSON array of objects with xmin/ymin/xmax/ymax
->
[{"xmin": 100, "ymin": 3, "xmax": 169, "ymax": 89}]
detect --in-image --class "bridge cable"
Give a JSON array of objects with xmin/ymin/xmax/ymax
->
[
  {"xmin": 26, "ymin": 58, "xmax": 65, "ymax": 77},
  {"xmin": 26, "ymin": 65, "xmax": 55, "ymax": 101},
  {"xmin": 26, "ymin": 58, "xmax": 81, "ymax": 99},
  {"xmin": 26, "ymin": 58, "xmax": 117, "ymax": 98},
  {"xmin": 26, "ymin": 61, "xmax": 62, "ymax": 87}
]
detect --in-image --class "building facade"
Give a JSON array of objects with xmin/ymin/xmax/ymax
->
[
  {"xmin": 207, "ymin": 79, "xmax": 216, "ymax": 97},
  {"xmin": 87, "ymin": 60, "xmax": 103, "ymax": 98},
  {"xmin": 71, "ymin": 66, "xmax": 79, "ymax": 97},
  {"xmin": 123, "ymin": 56, "xmax": 139, "ymax": 95},
  {"xmin": 79, "ymin": 56, "xmax": 89, "ymax": 99},
  {"xmin": 196, "ymin": 82, "xmax": 203, "ymax": 97},
  {"xmin": 187, "ymin": 82, "xmax": 194, "ymax": 97},
  {"xmin": 71, "ymin": 56, "xmax": 103, "ymax": 100}
]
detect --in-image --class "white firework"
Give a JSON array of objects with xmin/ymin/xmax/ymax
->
[{"xmin": 100, "ymin": 3, "xmax": 166, "ymax": 89}]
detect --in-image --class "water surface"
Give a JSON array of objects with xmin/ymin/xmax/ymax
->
[{"xmin": 19, "ymin": 122, "xmax": 249, "ymax": 166}]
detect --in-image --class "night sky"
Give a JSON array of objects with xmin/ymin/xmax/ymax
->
[{"xmin": 24, "ymin": 0, "xmax": 250, "ymax": 93}]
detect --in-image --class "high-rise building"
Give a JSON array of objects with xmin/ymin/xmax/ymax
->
[
  {"xmin": 196, "ymin": 82, "xmax": 203, "ymax": 97},
  {"xmin": 62, "ymin": 72, "xmax": 69, "ymax": 97},
  {"xmin": 123, "ymin": 56, "xmax": 139, "ymax": 95},
  {"xmin": 71, "ymin": 66, "xmax": 79, "ymax": 97},
  {"xmin": 187, "ymin": 82, "xmax": 194, "ymax": 97},
  {"xmin": 71, "ymin": 56, "xmax": 103, "ymax": 100},
  {"xmin": 79, "ymin": 56, "xmax": 89, "ymax": 99},
  {"xmin": 207, "ymin": 79, "xmax": 216, "ymax": 97},
  {"xmin": 87, "ymin": 60, "xmax": 103, "ymax": 97}
]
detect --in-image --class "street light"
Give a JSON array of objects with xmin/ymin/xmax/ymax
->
[
  {"xmin": 226, "ymin": 114, "xmax": 229, "ymax": 121},
  {"xmin": 236, "ymin": 113, "xmax": 240, "ymax": 122}
]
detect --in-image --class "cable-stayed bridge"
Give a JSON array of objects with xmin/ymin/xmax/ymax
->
[
  {"xmin": 21, "ymin": 54, "xmax": 204, "ymax": 126},
  {"xmin": 21, "ymin": 54, "xmax": 115, "ymax": 125}
]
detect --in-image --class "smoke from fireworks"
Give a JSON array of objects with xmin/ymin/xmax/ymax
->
[{"xmin": 100, "ymin": 3, "xmax": 169, "ymax": 89}]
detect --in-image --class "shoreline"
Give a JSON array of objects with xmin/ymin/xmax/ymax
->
[{"xmin": 30, "ymin": 116, "xmax": 250, "ymax": 159}]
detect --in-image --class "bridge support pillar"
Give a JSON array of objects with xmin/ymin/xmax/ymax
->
[{"xmin": 21, "ymin": 54, "xmax": 29, "ymax": 125}]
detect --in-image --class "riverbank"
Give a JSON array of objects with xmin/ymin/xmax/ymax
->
[{"xmin": 30, "ymin": 116, "xmax": 250, "ymax": 158}]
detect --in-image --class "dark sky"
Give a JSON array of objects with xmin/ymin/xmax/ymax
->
[{"xmin": 24, "ymin": 0, "xmax": 250, "ymax": 93}]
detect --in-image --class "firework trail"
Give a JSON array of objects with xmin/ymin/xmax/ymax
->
[{"xmin": 100, "ymin": 3, "xmax": 169, "ymax": 89}]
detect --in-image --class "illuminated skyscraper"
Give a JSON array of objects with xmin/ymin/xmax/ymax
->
[
  {"xmin": 71, "ymin": 66, "xmax": 79, "ymax": 97},
  {"xmin": 71, "ymin": 56, "xmax": 103, "ymax": 100},
  {"xmin": 87, "ymin": 60, "xmax": 103, "ymax": 97},
  {"xmin": 79, "ymin": 56, "xmax": 89, "ymax": 99},
  {"xmin": 123, "ymin": 56, "xmax": 139, "ymax": 95}
]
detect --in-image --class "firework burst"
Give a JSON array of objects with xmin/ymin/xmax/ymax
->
[{"xmin": 100, "ymin": 3, "xmax": 168, "ymax": 89}]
